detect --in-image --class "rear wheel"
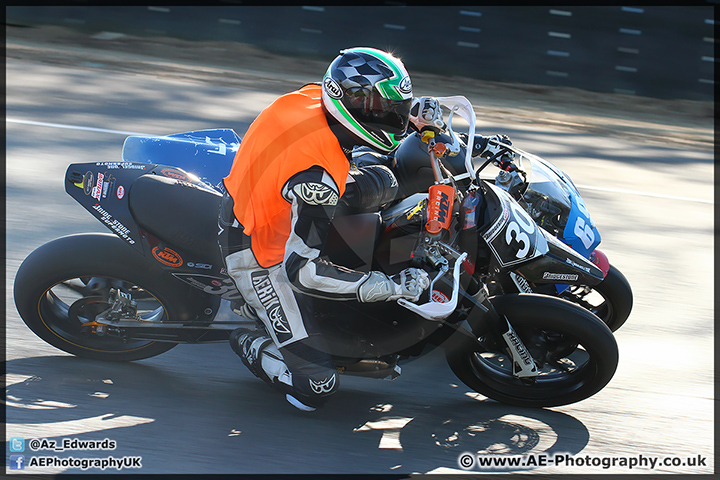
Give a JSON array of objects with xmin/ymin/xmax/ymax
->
[
  {"xmin": 446, "ymin": 294, "xmax": 618, "ymax": 407},
  {"xmin": 14, "ymin": 234, "xmax": 207, "ymax": 361}
]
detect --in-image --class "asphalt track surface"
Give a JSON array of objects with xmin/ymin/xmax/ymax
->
[{"xmin": 4, "ymin": 29, "xmax": 715, "ymax": 476}]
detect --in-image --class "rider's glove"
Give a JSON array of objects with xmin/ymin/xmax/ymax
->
[
  {"xmin": 474, "ymin": 134, "xmax": 517, "ymax": 170},
  {"xmin": 478, "ymin": 134, "xmax": 512, "ymax": 158},
  {"xmin": 357, "ymin": 268, "xmax": 430, "ymax": 303},
  {"xmin": 409, "ymin": 97, "xmax": 446, "ymax": 133}
]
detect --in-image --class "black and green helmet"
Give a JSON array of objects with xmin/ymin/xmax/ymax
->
[{"xmin": 321, "ymin": 47, "xmax": 413, "ymax": 153}]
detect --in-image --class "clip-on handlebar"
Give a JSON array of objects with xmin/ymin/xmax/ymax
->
[
  {"xmin": 397, "ymin": 251, "xmax": 468, "ymax": 321},
  {"xmin": 396, "ymin": 101, "xmax": 474, "ymax": 321}
]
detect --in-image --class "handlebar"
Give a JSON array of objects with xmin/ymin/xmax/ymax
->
[
  {"xmin": 396, "ymin": 97, "xmax": 476, "ymax": 321},
  {"xmin": 397, "ymin": 251, "xmax": 468, "ymax": 321},
  {"xmin": 494, "ymin": 156, "xmax": 522, "ymax": 173}
]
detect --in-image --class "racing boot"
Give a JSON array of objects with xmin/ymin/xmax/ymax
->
[
  {"xmin": 230, "ymin": 329, "xmax": 288, "ymax": 384},
  {"xmin": 229, "ymin": 329, "xmax": 317, "ymax": 411}
]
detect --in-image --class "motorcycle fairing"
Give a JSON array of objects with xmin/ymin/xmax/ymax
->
[
  {"xmin": 542, "ymin": 160, "xmax": 601, "ymax": 292},
  {"xmin": 128, "ymin": 172, "xmax": 223, "ymax": 265},
  {"xmin": 533, "ymin": 157, "xmax": 600, "ymax": 251},
  {"xmin": 479, "ymin": 182, "xmax": 549, "ymax": 268},
  {"xmin": 478, "ymin": 181, "xmax": 603, "ymax": 286},
  {"xmin": 322, "ymin": 213, "xmax": 382, "ymax": 273},
  {"xmin": 66, "ymin": 161, "xmax": 227, "ymax": 276},
  {"xmin": 310, "ymin": 297, "xmax": 444, "ymax": 359},
  {"xmin": 561, "ymin": 187, "xmax": 601, "ymax": 258},
  {"xmin": 170, "ymin": 273, "xmax": 244, "ymax": 302},
  {"xmin": 121, "ymin": 129, "xmax": 239, "ymax": 189},
  {"xmin": 65, "ymin": 162, "xmax": 157, "ymax": 254},
  {"xmin": 514, "ymin": 227, "xmax": 605, "ymax": 286}
]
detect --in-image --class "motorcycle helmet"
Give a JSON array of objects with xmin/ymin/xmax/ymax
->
[{"xmin": 321, "ymin": 47, "xmax": 413, "ymax": 154}]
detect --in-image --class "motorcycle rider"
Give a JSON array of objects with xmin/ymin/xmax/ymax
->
[{"xmin": 219, "ymin": 47, "xmax": 508, "ymax": 411}]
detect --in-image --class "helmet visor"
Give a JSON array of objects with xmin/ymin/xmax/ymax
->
[{"xmin": 345, "ymin": 87, "xmax": 411, "ymax": 135}]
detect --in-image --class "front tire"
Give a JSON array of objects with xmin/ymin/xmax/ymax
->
[
  {"xmin": 14, "ymin": 234, "xmax": 204, "ymax": 361},
  {"xmin": 561, "ymin": 264, "xmax": 633, "ymax": 331},
  {"xmin": 446, "ymin": 294, "xmax": 619, "ymax": 407}
]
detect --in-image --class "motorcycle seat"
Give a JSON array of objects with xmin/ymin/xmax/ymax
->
[{"xmin": 128, "ymin": 174, "xmax": 223, "ymax": 262}]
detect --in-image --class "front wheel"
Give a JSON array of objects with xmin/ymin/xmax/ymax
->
[
  {"xmin": 14, "ymin": 234, "xmax": 207, "ymax": 361},
  {"xmin": 446, "ymin": 294, "xmax": 619, "ymax": 408},
  {"xmin": 560, "ymin": 264, "xmax": 633, "ymax": 331}
]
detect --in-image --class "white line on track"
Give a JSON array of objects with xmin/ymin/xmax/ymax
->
[
  {"xmin": 7, "ymin": 118, "xmax": 713, "ymax": 205},
  {"xmin": 7, "ymin": 118, "xmax": 149, "ymax": 136}
]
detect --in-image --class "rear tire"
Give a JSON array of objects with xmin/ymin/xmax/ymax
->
[
  {"xmin": 13, "ymin": 234, "xmax": 205, "ymax": 361},
  {"xmin": 446, "ymin": 294, "xmax": 618, "ymax": 407}
]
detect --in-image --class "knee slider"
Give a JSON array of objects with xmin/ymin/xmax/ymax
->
[
  {"xmin": 292, "ymin": 368, "xmax": 339, "ymax": 407},
  {"xmin": 281, "ymin": 337, "xmax": 338, "ymax": 407}
]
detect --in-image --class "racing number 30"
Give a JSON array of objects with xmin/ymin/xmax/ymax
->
[{"xmin": 505, "ymin": 202, "xmax": 536, "ymax": 259}]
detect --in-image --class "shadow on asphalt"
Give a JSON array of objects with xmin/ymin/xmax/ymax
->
[{"xmin": 6, "ymin": 353, "xmax": 590, "ymax": 474}]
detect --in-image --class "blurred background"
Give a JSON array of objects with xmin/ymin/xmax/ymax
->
[
  {"xmin": 5, "ymin": 6, "xmax": 715, "ymax": 475},
  {"xmin": 6, "ymin": 5, "xmax": 715, "ymax": 101}
]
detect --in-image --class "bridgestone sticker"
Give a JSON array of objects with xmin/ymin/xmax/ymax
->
[{"xmin": 542, "ymin": 272, "xmax": 579, "ymax": 281}]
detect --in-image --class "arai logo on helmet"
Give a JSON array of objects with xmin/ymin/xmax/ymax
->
[
  {"xmin": 324, "ymin": 77, "xmax": 343, "ymax": 99},
  {"xmin": 398, "ymin": 76, "xmax": 412, "ymax": 94}
]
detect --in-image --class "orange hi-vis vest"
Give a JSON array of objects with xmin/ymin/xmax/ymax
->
[{"xmin": 223, "ymin": 84, "xmax": 350, "ymax": 268}]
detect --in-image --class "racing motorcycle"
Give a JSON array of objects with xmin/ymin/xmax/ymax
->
[
  {"xmin": 491, "ymin": 147, "xmax": 632, "ymax": 331},
  {"xmin": 115, "ymin": 97, "xmax": 632, "ymax": 332},
  {"xmin": 14, "ymin": 96, "xmax": 620, "ymax": 407},
  {"xmin": 388, "ymin": 127, "xmax": 633, "ymax": 332}
]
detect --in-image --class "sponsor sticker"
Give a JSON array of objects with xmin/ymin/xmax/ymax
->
[
  {"xmin": 251, "ymin": 271, "xmax": 292, "ymax": 341},
  {"xmin": 566, "ymin": 257, "xmax": 591, "ymax": 273},
  {"xmin": 96, "ymin": 162, "xmax": 147, "ymax": 170},
  {"xmin": 91, "ymin": 173, "xmax": 105, "ymax": 200},
  {"xmin": 542, "ymin": 272, "xmax": 579, "ymax": 282},
  {"xmin": 82, "ymin": 171, "xmax": 94, "ymax": 195},
  {"xmin": 186, "ymin": 262, "xmax": 212, "ymax": 269},
  {"xmin": 160, "ymin": 168, "xmax": 189, "ymax": 181},
  {"xmin": 116, "ymin": 185, "xmax": 125, "ymax": 200},
  {"xmin": 324, "ymin": 77, "xmax": 343, "ymax": 99},
  {"xmin": 99, "ymin": 174, "xmax": 116, "ymax": 200},
  {"xmin": 482, "ymin": 205, "xmax": 509, "ymax": 241},
  {"xmin": 398, "ymin": 76, "xmax": 412, "ymax": 94},
  {"xmin": 152, "ymin": 246, "xmax": 183, "ymax": 267},
  {"xmin": 510, "ymin": 271, "xmax": 533, "ymax": 293},
  {"xmin": 92, "ymin": 204, "xmax": 135, "ymax": 245},
  {"xmin": 431, "ymin": 290, "xmax": 450, "ymax": 303}
]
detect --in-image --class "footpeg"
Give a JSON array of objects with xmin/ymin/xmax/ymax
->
[{"xmin": 96, "ymin": 289, "xmax": 140, "ymax": 323}]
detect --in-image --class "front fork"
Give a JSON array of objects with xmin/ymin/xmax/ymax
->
[
  {"xmin": 461, "ymin": 283, "xmax": 539, "ymax": 379},
  {"xmin": 433, "ymin": 244, "xmax": 539, "ymax": 380}
]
